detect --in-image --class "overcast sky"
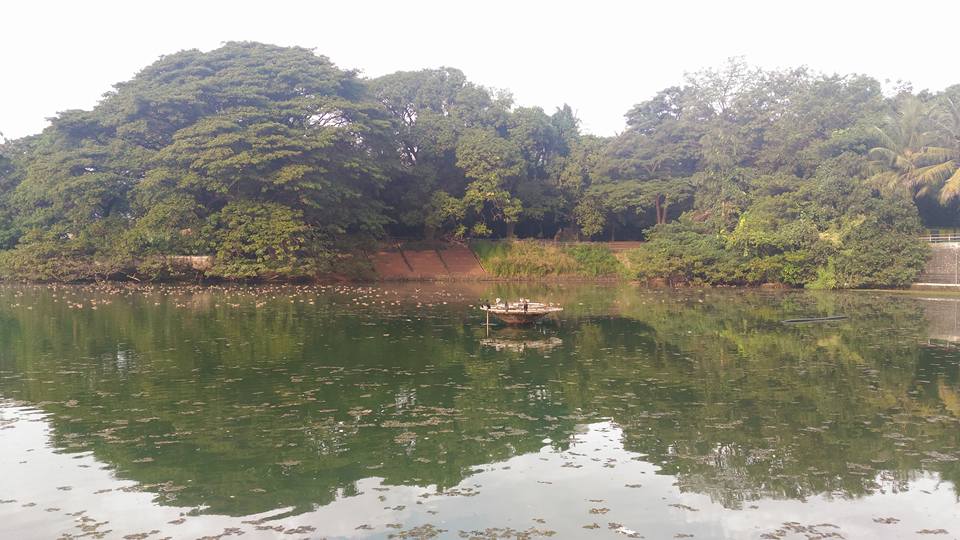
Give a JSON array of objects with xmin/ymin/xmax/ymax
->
[{"xmin": 3, "ymin": 0, "xmax": 958, "ymax": 140}]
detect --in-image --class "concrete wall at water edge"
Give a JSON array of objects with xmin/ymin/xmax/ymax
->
[
  {"xmin": 916, "ymin": 243, "xmax": 960, "ymax": 286},
  {"xmin": 371, "ymin": 245, "xmax": 486, "ymax": 280}
]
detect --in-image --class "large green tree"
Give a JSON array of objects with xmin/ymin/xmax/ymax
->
[
  {"xmin": 372, "ymin": 68, "xmax": 511, "ymax": 239},
  {"xmin": 3, "ymin": 42, "xmax": 395, "ymax": 280}
]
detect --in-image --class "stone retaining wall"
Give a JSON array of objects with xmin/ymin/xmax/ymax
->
[
  {"xmin": 371, "ymin": 245, "xmax": 486, "ymax": 280},
  {"xmin": 917, "ymin": 243, "xmax": 960, "ymax": 285}
]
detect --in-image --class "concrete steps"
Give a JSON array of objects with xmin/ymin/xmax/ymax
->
[
  {"xmin": 371, "ymin": 244, "xmax": 488, "ymax": 280},
  {"xmin": 438, "ymin": 246, "xmax": 486, "ymax": 277},
  {"xmin": 371, "ymin": 250, "xmax": 416, "ymax": 279},
  {"xmin": 403, "ymin": 250, "xmax": 449, "ymax": 279}
]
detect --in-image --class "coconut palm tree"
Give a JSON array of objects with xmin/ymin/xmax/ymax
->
[
  {"xmin": 868, "ymin": 96, "xmax": 960, "ymax": 204},
  {"xmin": 932, "ymin": 96, "xmax": 960, "ymax": 202}
]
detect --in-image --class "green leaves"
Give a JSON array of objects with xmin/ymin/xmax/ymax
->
[
  {"xmin": 618, "ymin": 165, "xmax": 928, "ymax": 289},
  {"xmin": 206, "ymin": 201, "xmax": 317, "ymax": 280},
  {"xmin": 0, "ymin": 47, "xmax": 950, "ymax": 283},
  {"xmin": 456, "ymin": 128, "xmax": 524, "ymax": 233},
  {"xmin": 938, "ymin": 167, "xmax": 960, "ymax": 204},
  {"xmin": 868, "ymin": 95, "xmax": 960, "ymax": 205},
  {"xmin": 0, "ymin": 42, "xmax": 398, "ymax": 281}
]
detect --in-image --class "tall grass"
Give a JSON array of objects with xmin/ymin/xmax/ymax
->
[
  {"xmin": 470, "ymin": 239, "xmax": 512, "ymax": 268},
  {"xmin": 473, "ymin": 240, "xmax": 625, "ymax": 278}
]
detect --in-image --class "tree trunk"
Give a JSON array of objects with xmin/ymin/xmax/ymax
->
[
  {"xmin": 655, "ymin": 193, "xmax": 667, "ymax": 224},
  {"xmin": 506, "ymin": 222, "xmax": 516, "ymax": 239},
  {"xmin": 424, "ymin": 224, "xmax": 436, "ymax": 241}
]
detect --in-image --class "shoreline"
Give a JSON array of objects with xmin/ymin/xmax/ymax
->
[{"xmin": 0, "ymin": 275, "xmax": 941, "ymax": 292}]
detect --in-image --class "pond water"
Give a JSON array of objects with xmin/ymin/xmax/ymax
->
[{"xmin": 0, "ymin": 283, "xmax": 958, "ymax": 539}]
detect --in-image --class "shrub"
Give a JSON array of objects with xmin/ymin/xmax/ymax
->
[
  {"xmin": 0, "ymin": 224, "xmax": 130, "ymax": 282},
  {"xmin": 834, "ymin": 224, "xmax": 928, "ymax": 288},
  {"xmin": 830, "ymin": 194, "xmax": 929, "ymax": 288},
  {"xmin": 807, "ymin": 260, "xmax": 838, "ymax": 290},
  {"xmin": 625, "ymin": 221, "xmax": 745, "ymax": 285},
  {"xmin": 564, "ymin": 244, "xmax": 625, "ymax": 277}
]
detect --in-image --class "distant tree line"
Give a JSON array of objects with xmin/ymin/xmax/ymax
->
[{"xmin": 0, "ymin": 42, "xmax": 953, "ymax": 282}]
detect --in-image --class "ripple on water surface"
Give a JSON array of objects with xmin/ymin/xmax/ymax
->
[{"xmin": 0, "ymin": 283, "xmax": 958, "ymax": 539}]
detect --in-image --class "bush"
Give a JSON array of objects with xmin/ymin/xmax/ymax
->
[
  {"xmin": 619, "ymin": 171, "xmax": 928, "ymax": 289},
  {"xmin": 807, "ymin": 260, "xmax": 838, "ymax": 290},
  {"xmin": 625, "ymin": 221, "xmax": 746, "ymax": 285},
  {"xmin": 0, "ymin": 224, "xmax": 130, "ymax": 282},
  {"xmin": 834, "ymin": 224, "xmax": 928, "ymax": 289},
  {"xmin": 564, "ymin": 244, "xmax": 625, "ymax": 277},
  {"xmin": 825, "ymin": 193, "xmax": 928, "ymax": 288}
]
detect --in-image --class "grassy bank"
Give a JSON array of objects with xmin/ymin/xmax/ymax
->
[{"xmin": 471, "ymin": 240, "xmax": 630, "ymax": 279}]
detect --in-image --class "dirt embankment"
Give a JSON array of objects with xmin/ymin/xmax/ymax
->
[{"xmin": 371, "ymin": 245, "xmax": 486, "ymax": 280}]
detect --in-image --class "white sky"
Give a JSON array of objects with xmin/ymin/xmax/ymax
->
[{"xmin": 3, "ymin": 0, "xmax": 959, "ymax": 140}]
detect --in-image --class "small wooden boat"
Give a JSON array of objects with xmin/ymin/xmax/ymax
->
[{"xmin": 480, "ymin": 299, "xmax": 563, "ymax": 325}]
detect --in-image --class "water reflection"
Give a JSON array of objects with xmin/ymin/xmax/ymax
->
[
  {"xmin": 0, "ymin": 284, "xmax": 958, "ymax": 538},
  {"xmin": 919, "ymin": 295, "xmax": 960, "ymax": 344},
  {"xmin": 480, "ymin": 327, "xmax": 563, "ymax": 352},
  {"xmin": 2, "ymin": 404, "xmax": 957, "ymax": 539}
]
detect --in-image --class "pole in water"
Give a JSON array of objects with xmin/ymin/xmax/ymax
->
[{"xmin": 486, "ymin": 309, "xmax": 490, "ymax": 336}]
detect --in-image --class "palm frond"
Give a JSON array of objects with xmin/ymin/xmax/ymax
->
[
  {"xmin": 917, "ymin": 146, "xmax": 960, "ymax": 165},
  {"xmin": 892, "ymin": 154, "xmax": 916, "ymax": 172},
  {"xmin": 871, "ymin": 125, "xmax": 900, "ymax": 152},
  {"xmin": 932, "ymin": 97, "xmax": 960, "ymax": 141},
  {"xmin": 867, "ymin": 146, "xmax": 897, "ymax": 164},
  {"xmin": 866, "ymin": 170, "xmax": 900, "ymax": 192},
  {"xmin": 939, "ymin": 167, "xmax": 960, "ymax": 204},
  {"xmin": 911, "ymin": 160, "xmax": 957, "ymax": 187}
]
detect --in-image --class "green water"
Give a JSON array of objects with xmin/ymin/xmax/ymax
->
[{"xmin": 0, "ymin": 284, "xmax": 958, "ymax": 539}]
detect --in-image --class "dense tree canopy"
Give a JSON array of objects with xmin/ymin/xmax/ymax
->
[{"xmin": 0, "ymin": 44, "xmax": 950, "ymax": 284}]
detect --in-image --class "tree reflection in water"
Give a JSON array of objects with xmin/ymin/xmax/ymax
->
[{"xmin": 0, "ymin": 284, "xmax": 958, "ymax": 537}]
